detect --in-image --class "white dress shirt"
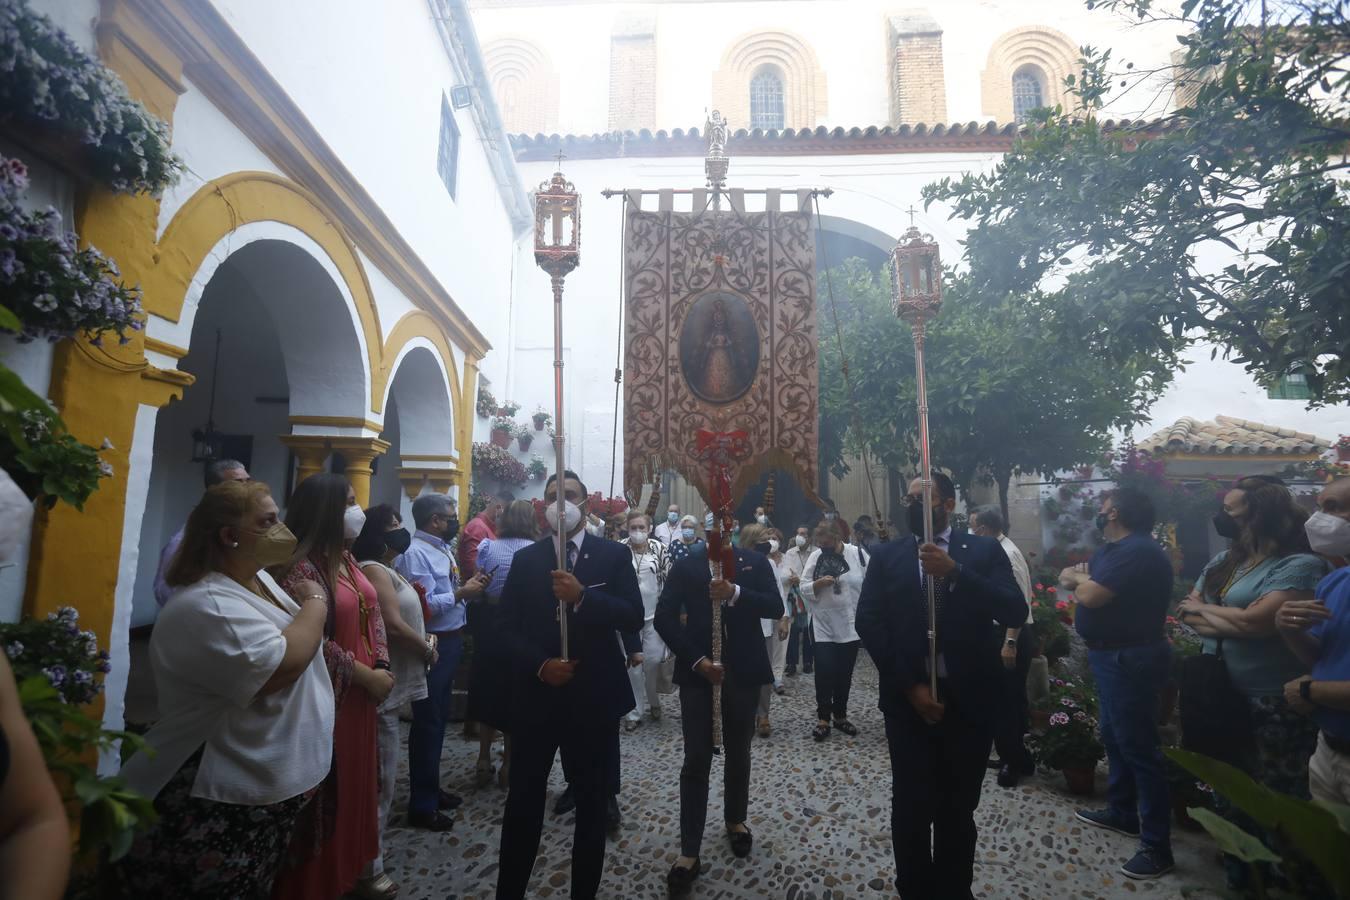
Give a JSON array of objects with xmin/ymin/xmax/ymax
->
[
  {"xmin": 800, "ymin": 544, "xmax": 866, "ymax": 643},
  {"xmin": 998, "ymin": 533, "xmax": 1035, "ymax": 625}
]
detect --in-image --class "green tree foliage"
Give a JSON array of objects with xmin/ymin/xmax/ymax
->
[
  {"xmin": 818, "ymin": 259, "xmax": 1173, "ymax": 518},
  {"xmin": 924, "ymin": 0, "xmax": 1350, "ymax": 404}
]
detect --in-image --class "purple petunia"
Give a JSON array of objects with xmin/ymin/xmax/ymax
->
[{"xmin": 1049, "ymin": 711, "xmax": 1071, "ymax": 726}]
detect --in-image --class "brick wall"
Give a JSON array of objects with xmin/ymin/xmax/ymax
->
[
  {"xmin": 609, "ymin": 15, "xmax": 657, "ymax": 131},
  {"xmin": 888, "ymin": 14, "xmax": 947, "ymax": 125}
]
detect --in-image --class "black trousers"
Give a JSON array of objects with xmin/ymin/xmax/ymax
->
[
  {"xmin": 813, "ymin": 639, "xmax": 860, "ymax": 722},
  {"xmin": 560, "ymin": 720, "xmax": 620, "ymax": 796},
  {"xmin": 993, "ymin": 626, "xmax": 1035, "ymax": 771},
  {"xmin": 677, "ymin": 677, "xmax": 759, "ymax": 858},
  {"xmin": 786, "ymin": 621, "xmax": 814, "ymax": 670},
  {"xmin": 883, "ymin": 687, "xmax": 994, "ymax": 900},
  {"xmin": 497, "ymin": 715, "xmax": 610, "ymax": 900}
]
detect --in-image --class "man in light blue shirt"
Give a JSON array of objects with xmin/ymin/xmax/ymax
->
[{"xmin": 397, "ymin": 493, "xmax": 487, "ymax": 829}]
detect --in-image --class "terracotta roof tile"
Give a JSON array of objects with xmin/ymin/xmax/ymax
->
[
  {"xmin": 509, "ymin": 119, "xmax": 1165, "ymax": 161},
  {"xmin": 1138, "ymin": 415, "xmax": 1332, "ymax": 457}
]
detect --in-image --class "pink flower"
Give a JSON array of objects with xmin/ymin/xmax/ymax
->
[
  {"xmin": 1049, "ymin": 712, "xmax": 1070, "ymax": 726},
  {"xmin": 1055, "ymin": 600, "xmax": 1068, "ymax": 611},
  {"xmin": 1048, "ymin": 586, "xmax": 1058, "ymax": 594},
  {"xmin": 1035, "ymin": 583, "xmax": 1046, "ymax": 591}
]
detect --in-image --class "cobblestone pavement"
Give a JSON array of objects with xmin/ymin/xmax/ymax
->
[{"xmin": 381, "ymin": 658, "xmax": 1225, "ymax": 900}]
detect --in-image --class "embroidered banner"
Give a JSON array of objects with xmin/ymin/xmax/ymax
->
[{"xmin": 623, "ymin": 194, "xmax": 820, "ymax": 506}]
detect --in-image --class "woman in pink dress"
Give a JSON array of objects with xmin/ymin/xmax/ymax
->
[{"xmin": 271, "ymin": 474, "xmax": 393, "ymax": 900}]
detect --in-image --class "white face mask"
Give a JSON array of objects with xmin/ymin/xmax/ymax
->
[
  {"xmin": 546, "ymin": 500, "xmax": 583, "ymax": 535},
  {"xmin": 628, "ymin": 528, "xmax": 648, "ymax": 544},
  {"xmin": 768, "ymin": 538, "xmax": 780, "ymax": 554},
  {"xmin": 343, "ymin": 504, "xmax": 367, "ymax": 541},
  {"xmin": 1306, "ymin": 511, "xmax": 1350, "ymax": 557},
  {"xmin": 756, "ymin": 514, "xmax": 768, "ymax": 525},
  {"xmin": 795, "ymin": 535, "xmax": 807, "ymax": 547}
]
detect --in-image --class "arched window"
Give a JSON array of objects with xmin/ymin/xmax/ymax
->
[
  {"xmin": 749, "ymin": 67, "xmax": 785, "ymax": 130},
  {"xmin": 1012, "ymin": 65, "xmax": 1046, "ymax": 123}
]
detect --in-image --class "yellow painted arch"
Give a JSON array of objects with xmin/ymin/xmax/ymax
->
[
  {"xmin": 377, "ymin": 310, "xmax": 463, "ymax": 418},
  {"xmin": 149, "ymin": 170, "xmax": 384, "ymax": 402}
]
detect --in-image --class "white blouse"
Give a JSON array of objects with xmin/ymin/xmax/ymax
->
[
  {"xmin": 763, "ymin": 555, "xmax": 792, "ymax": 638},
  {"xmin": 121, "ymin": 570, "xmax": 334, "ymax": 805},
  {"xmin": 800, "ymin": 544, "xmax": 867, "ymax": 643},
  {"xmin": 360, "ymin": 560, "xmax": 429, "ymax": 711}
]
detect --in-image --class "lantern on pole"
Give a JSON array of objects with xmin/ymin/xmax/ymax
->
[
  {"xmin": 534, "ymin": 163, "xmax": 581, "ymax": 659},
  {"xmin": 891, "ymin": 222, "xmax": 943, "ymax": 696}
]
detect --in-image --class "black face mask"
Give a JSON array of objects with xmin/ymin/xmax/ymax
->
[
  {"xmin": 906, "ymin": 500, "xmax": 942, "ymax": 537},
  {"xmin": 384, "ymin": 527, "xmax": 412, "ymax": 555},
  {"xmin": 1212, "ymin": 511, "xmax": 1241, "ymax": 540},
  {"xmin": 1094, "ymin": 512, "xmax": 1110, "ymax": 533},
  {"xmin": 443, "ymin": 517, "xmax": 460, "ymax": 542},
  {"xmin": 753, "ymin": 541, "xmax": 772, "ymax": 555}
]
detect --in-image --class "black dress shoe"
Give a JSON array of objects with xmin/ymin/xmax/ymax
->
[
  {"xmin": 728, "ymin": 826, "xmax": 753, "ymax": 858},
  {"xmin": 407, "ymin": 810, "xmax": 455, "ymax": 832},
  {"xmin": 553, "ymin": 785, "xmax": 576, "ymax": 815},
  {"xmin": 666, "ymin": 859, "xmax": 701, "ymax": 896},
  {"xmin": 997, "ymin": 764, "xmax": 1022, "ymax": 788},
  {"xmin": 986, "ymin": 758, "xmax": 1003, "ymax": 770},
  {"xmin": 606, "ymin": 796, "xmax": 621, "ymax": 836},
  {"xmin": 439, "ymin": 790, "xmax": 463, "ymax": 810}
]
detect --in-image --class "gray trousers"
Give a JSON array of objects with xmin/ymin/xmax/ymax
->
[{"xmin": 677, "ymin": 677, "xmax": 759, "ymax": 857}]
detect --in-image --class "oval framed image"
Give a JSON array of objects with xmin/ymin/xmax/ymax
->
[{"xmin": 678, "ymin": 289, "xmax": 760, "ymax": 405}]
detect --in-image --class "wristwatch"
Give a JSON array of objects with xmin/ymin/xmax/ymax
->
[
  {"xmin": 1300, "ymin": 679, "xmax": 1314, "ymax": 702},
  {"xmin": 1005, "ymin": 638, "xmax": 1018, "ymax": 647}
]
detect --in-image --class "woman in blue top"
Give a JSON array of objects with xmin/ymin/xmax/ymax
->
[
  {"xmin": 1178, "ymin": 477, "xmax": 1328, "ymax": 881},
  {"xmin": 668, "ymin": 514, "xmax": 707, "ymax": 562},
  {"xmin": 468, "ymin": 500, "xmax": 538, "ymax": 788}
]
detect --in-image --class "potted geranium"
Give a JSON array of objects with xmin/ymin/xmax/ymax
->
[
  {"xmin": 471, "ymin": 441, "xmax": 528, "ymax": 488},
  {"xmin": 527, "ymin": 455, "xmax": 547, "ymax": 482},
  {"xmin": 1030, "ymin": 677, "xmax": 1104, "ymax": 795},
  {"xmin": 516, "ymin": 422, "xmax": 533, "ymax": 452},
  {"xmin": 489, "ymin": 415, "xmax": 515, "ymax": 449},
  {"xmin": 476, "ymin": 384, "xmax": 497, "ymax": 419},
  {"xmin": 497, "ymin": 400, "xmax": 521, "ymax": 418},
  {"xmin": 532, "ymin": 407, "xmax": 551, "ymax": 432}
]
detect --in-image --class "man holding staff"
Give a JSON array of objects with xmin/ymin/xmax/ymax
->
[
  {"xmin": 494, "ymin": 470, "xmax": 643, "ymax": 900},
  {"xmin": 655, "ymin": 515, "xmax": 783, "ymax": 895},
  {"xmin": 856, "ymin": 472, "xmax": 1026, "ymax": 899}
]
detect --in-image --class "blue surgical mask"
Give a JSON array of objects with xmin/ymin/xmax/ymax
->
[
  {"xmin": 682, "ymin": 527, "xmax": 696, "ymax": 541},
  {"xmin": 667, "ymin": 512, "xmax": 679, "ymax": 525}
]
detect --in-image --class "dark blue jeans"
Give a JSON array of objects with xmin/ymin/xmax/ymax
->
[
  {"xmin": 1089, "ymin": 641, "xmax": 1172, "ymax": 852},
  {"xmin": 409, "ymin": 630, "xmax": 463, "ymax": 815}
]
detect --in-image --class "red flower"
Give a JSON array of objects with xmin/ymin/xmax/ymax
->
[
  {"xmin": 1055, "ymin": 600, "xmax": 1068, "ymax": 611},
  {"xmin": 1048, "ymin": 586, "xmax": 1057, "ymax": 594},
  {"xmin": 1035, "ymin": 583, "xmax": 1046, "ymax": 591},
  {"xmin": 1031, "ymin": 600, "xmax": 1041, "ymax": 608}
]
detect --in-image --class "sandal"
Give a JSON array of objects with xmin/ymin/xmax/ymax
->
[
  {"xmin": 812, "ymin": 722, "xmax": 831, "ymax": 742},
  {"xmin": 354, "ymin": 872, "xmax": 400, "ymax": 899},
  {"xmin": 475, "ymin": 758, "xmax": 494, "ymax": 788},
  {"xmin": 833, "ymin": 719, "xmax": 859, "ymax": 737}
]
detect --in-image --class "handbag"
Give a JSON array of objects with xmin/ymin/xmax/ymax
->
[{"xmin": 1178, "ymin": 639, "xmax": 1252, "ymax": 760}]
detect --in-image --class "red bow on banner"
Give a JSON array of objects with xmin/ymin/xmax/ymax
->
[{"xmin": 694, "ymin": 429, "xmax": 751, "ymax": 516}]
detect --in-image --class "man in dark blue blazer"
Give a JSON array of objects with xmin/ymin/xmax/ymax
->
[
  {"xmin": 494, "ymin": 471, "xmax": 644, "ymax": 900},
  {"xmin": 655, "ymin": 521, "xmax": 785, "ymax": 894},
  {"xmin": 856, "ymin": 472, "xmax": 1027, "ymax": 900}
]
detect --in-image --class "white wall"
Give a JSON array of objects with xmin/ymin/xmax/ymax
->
[
  {"xmin": 209, "ymin": 0, "xmax": 521, "ymax": 361},
  {"xmin": 471, "ymin": 0, "xmax": 1187, "ymax": 134}
]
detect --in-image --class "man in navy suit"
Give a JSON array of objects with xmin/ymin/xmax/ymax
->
[
  {"xmin": 655, "ymin": 519, "xmax": 785, "ymax": 895},
  {"xmin": 494, "ymin": 470, "xmax": 644, "ymax": 900},
  {"xmin": 856, "ymin": 472, "xmax": 1027, "ymax": 900}
]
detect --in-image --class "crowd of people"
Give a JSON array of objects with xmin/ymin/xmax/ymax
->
[{"xmin": 87, "ymin": 458, "xmax": 1350, "ymax": 899}]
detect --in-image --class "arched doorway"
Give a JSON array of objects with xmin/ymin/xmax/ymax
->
[
  {"xmin": 124, "ymin": 235, "xmax": 369, "ymax": 723},
  {"xmin": 369, "ymin": 342, "xmax": 459, "ymax": 521}
]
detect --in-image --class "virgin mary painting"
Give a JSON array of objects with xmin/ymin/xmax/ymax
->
[{"xmin": 678, "ymin": 290, "xmax": 759, "ymax": 404}]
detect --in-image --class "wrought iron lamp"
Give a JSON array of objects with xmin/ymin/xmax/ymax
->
[
  {"xmin": 533, "ymin": 163, "xmax": 581, "ymax": 658},
  {"xmin": 891, "ymin": 223, "xmax": 943, "ymax": 695},
  {"xmin": 190, "ymin": 328, "xmax": 224, "ymax": 462}
]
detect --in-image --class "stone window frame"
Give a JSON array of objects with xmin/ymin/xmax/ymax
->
[
  {"xmin": 1011, "ymin": 64, "xmax": 1047, "ymax": 123},
  {"xmin": 749, "ymin": 65, "xmax": 787, "ymax": 130},
  {"xmin": 482, "ymin": 36, "xmax": 560, "ymax": 135},
  {"xmin": 711, "ymin": 30, "xmax": 827, "ymax": 131},
  {"xmin": 981, "ymin": 26, "xmax": 1080, "ymax": 124}
]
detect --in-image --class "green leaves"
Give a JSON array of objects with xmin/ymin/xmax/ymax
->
[{"xmin": 925, "ymin": 0, "xmax": 1350, "ymax": 405}]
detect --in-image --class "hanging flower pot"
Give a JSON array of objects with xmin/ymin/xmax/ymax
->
[
  {"xmin": 1061, "ymin": 766, "xmax": 1096, "ymax": 795},
  {"xmin": 517, "ymin": 432, "xmax": 533, "ymax": 452},
  {"xmin": 533, "ymin": 410, "xmax": 551, "ymax": 432},
  {"xmin": 489, "ymin": 428, "xmax": 511, "ymax": 449}
]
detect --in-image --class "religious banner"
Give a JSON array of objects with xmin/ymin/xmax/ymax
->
[{"xmin": 622, "ymin": 189, "xmax": 821, "ymax": 506}]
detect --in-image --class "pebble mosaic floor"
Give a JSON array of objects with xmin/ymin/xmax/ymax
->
[{"xmin": 379, "ymin": 658, "xmax": 1227, "ymax": 900}]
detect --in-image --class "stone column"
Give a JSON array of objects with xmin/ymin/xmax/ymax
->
[
  {"xmin": 398, "ymin": 466, "xmax": 460, "ymax": 501},
  {"xmin": 279, "ymin": 435, "xmax": 332, "ymax": 488},
  {"xmin": 328, "ymin": 437, "xmax": 392, "ymax": 508}
]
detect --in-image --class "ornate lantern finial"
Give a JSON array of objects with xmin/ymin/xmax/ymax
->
[
  {"xmin": 705, "ymin": 110, "xmax": 729, "ymax": 194},
  {"xmin": 890, "ymin": 224, "xmax": 942, "ymax": 326},
  {"xmin": 534, "ymin": 163, "xmax": 581, "ymax": 279}
]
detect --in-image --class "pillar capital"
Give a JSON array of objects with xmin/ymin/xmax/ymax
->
[
  {"xmin": 398, "ymin": 465, "xmax": 461, "ymax": 501},
  {"xmin": 279, "ymin": 435, "xmax": 391, "ymax": 506}
]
